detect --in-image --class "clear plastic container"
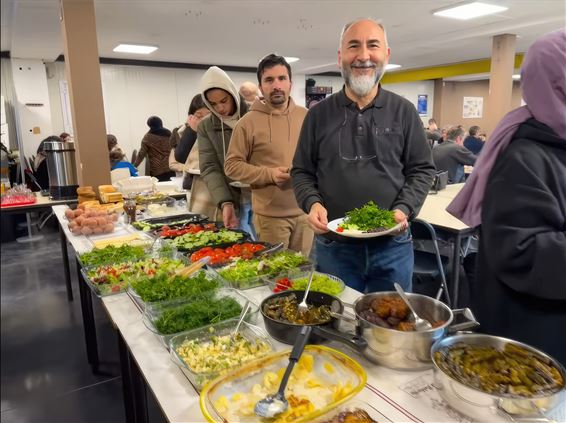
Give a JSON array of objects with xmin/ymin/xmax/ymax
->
[
  {"xmin": 127, "ymin": 268, "xmax": 222, "ymax": 313},
  {"xmin": 142, "ymin": 288, "xmax": 260, "ymax": 349},
  {"xmin": 312, "ymin": 399, "xmax": 385, "ymax": 422},
  {"xmin": 199, "ymin": 345, "xmax": 367, "ymax": 423},
  {"xmin": 169, "ymin": 319, "xmax": 274, "ymax": 392},
  {"xmin": 266, "ymin": 270, "xmax": 345, "ymax": 297},
  {"xmin": 209, "ymin": 257, "xmax": 314, "ymax": 291}
]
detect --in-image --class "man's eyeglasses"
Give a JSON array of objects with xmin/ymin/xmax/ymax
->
[{"xmin": 338, "ymin": 109, "xmax": 378, "ymax": 162}]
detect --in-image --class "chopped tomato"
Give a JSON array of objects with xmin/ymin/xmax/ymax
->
[
  {"xmin": 336, "ymin": 227, "xmax": 344, "ymax": 233},
  {"xmin": 274, "ymin": 277, "xmax": 293, "ymax": 292}
]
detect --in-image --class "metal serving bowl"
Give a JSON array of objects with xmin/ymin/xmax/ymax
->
[
  {"xmin": 351, "ymin": 291, "xmax": 478, "ymax": 371},
  {"xmin": 431, "ymin": 334, "xmax": 566, "ymax": 421}
]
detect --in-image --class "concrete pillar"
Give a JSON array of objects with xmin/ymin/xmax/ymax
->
[
  {"xmin": 485, "ymin": 34, "xmax": 517, "ymax": 135},
  {"xmin": 60, "ymin": 0, "xmax": 110, "ymax": 187},
  {"xmin": 433, "ymin": 79, "xmax": 444, "ymax": 126}
]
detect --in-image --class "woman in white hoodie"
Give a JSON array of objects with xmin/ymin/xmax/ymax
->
[{"xmin": 196, "ymin": 66, "xmax": 252, "ymax": 231}]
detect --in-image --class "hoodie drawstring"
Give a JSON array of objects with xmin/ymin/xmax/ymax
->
[{"xmin": 220, "ymin": 118, "xmax": 226, "ymax": 160}]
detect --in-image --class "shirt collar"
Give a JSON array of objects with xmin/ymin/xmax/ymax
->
[{"xmin": 338, "ymin": 84, "xmax": 387, "ymax": 110}]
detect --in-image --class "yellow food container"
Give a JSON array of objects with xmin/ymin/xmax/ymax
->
[{"xmin": 199, "ymin": 345, "xmax": 366, "ymax": 422}]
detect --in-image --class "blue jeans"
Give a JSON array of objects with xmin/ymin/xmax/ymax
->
[
  {"xmin": 238, "ymin": 201, "xmax": 256, "ymax": 240},
  {"xmin": 315, "ymin": 230, "xmax": 413, "ymax": 293}
]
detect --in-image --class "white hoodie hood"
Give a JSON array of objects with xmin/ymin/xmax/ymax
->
[{"xmin": 200, "ymin": 66, "xmax": 241, "ymax": 129}]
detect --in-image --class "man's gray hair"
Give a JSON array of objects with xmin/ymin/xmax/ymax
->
[
  {"xmin": 339, "ymin": 18, "xmax": 389, "ymax": 49},
  {"xmin": 447, "ymin": 126, "xmax": 465, "ymax": 141}
]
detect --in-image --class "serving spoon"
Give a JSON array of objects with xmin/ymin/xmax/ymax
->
[
  {"xmin": 394, "ymin": 282, "xmax": 433, "ymax": 331},
  {"xmin": 254, "ymin": 325, "xmax": 312, "ymax": 418},
  {"xmin": 297, "ymin": 271, "xmax": 315, "ymax": 312}
]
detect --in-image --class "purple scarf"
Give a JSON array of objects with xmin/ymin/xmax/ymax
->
[{"xmin": 447, "ymin": 29, "xmax": 566, "ymax": 227}]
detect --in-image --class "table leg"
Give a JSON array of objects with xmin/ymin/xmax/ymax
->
[
  {"xmin": 59, "ymin": 223, "xmax": 73, "ymax": 301},
  {"xmin": 117, "ymin": 331, "xmax": 149, "ymax": 423},
  {"xmin": 451, "ymin": 232, "xmax": 462, "ymax": 308},
  {"xmin": 75, "ymin": 257, "xmax": 99, "ymax": 373},
  {"xmin": 117, "ymin": 331, "xmax": 136, "ymax": 423}
]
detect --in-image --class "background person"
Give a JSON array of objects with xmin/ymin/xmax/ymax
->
[
  {"xmin": 463, "ymin": 125, "xmax": 484, "ymax": 155},
  {"xmin": 107, "ymin": 134, "xmax": 118, "ymax": 151},
  {"xmin": 225, "ymin": 54, "xmax": 312, "ymax": 255},
  {"xmin": 432, "ymin": 126, "xmax": 477, "ymax": 184},
  {"xmin": 292, "ymin": 18, "xmax": 435, "ymax": 293},
  {"xmin": 169, "ymin": 94, "xmax": 210, "ymax": 189},
  {"xmin": 239, "ymin": 81, "xmax": 260, "ymax": 106},
  {"xmin": 109, "ymin": 147, "xmax": 138, "ymax": 177},
  {"xmin": 198, "ymin": 66, "xmax": 250, "ymax": 229},
  {"xmin": 447, "ymin": 29, "xmax": 566, "ymax": 364},
  {"xmin": 134, "ymin": 116, "xmax": 174, "ymax": 181}
]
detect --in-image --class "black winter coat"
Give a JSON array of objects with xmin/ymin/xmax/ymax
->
[{"xmin": 475, "ymin": 118, "xmax": 566, "ymax": 365}]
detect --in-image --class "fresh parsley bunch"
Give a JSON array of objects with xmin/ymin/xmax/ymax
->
[
  {"xmin": 155, "ymin": 297, "xmax": 242, "ymax": 334},
  {"xmin": 340, "ymin": 201, "xmax": 396, "ymax": 232}
]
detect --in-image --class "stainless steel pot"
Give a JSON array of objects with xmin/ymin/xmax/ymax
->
[
  {"xmin": 431, "ymin": 334, "xmax": 566, "ymax": 422},
  {"xmin": 315, "ymin": 291, "xmax": 478, "ymax": 371}
]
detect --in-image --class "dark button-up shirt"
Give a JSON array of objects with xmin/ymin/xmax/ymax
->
[{"xmin": 292, "ymin": 87, "xmax": 435, "ymax": 223}]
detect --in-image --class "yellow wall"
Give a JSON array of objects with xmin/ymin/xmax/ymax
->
[{"xmin": 381, "ymin": 54, "xmax": 524, "ymax": 84}]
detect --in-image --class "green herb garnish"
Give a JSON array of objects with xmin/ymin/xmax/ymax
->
[
  {"xmin": 340, "ymin": 201, "xmax": 396, "ymax": 232},
  {"xmin": 154, "ymin": 297, "xmax": 243, "ymax": 334},
  {"xmin": 80, "ymin": 244, "xmax": 147, "ymax": 267},
  {"xmin": 130, "ymin": 271, "xmax": 219, "ymax": 303}
]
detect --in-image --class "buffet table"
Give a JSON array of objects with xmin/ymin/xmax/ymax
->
[{"xmin": 50, "ymin": 205, "xmax": 565, "ymax": 423}]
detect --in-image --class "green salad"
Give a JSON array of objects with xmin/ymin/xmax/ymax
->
[
  {"xmin": 154, "ymin": 296, "xmax": 243, "ymax": 335},
  {"xmin": 217, "ymin": 250, "xmax": 310, "ymax": 288},
  {"xmin": 130, "ymin": 270, "xmax": 219, "ymax": 303},
  {"xmin": 291, "ymin": 273, "xmax": 344, "ymax": 296},
  {"xmin": 132, "ymin": 217, "xmax": 198, "ymax": 232},
  {"xmin": 79, "ymin": 244, "xmax": 147, "ymax": 267},
  {"xmin": 339, "ymin": 201, "xmax": 396, "ymax": 232},
  {"xmin": 170, "ymin": 229, "xmax": 244, "ymax": 251},
  {"xmin": 86, "ymin": 257, "xmax": 185, "ymax": 295}
]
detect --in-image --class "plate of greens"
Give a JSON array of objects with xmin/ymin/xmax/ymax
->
[{"xmin": 327, "ymin": 201, "xmax": 402, "ymax": 238}]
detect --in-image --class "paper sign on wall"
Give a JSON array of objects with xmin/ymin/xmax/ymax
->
[{"xmin": 462, "ymin": 96, "xmax": 483, "ymax": 118}]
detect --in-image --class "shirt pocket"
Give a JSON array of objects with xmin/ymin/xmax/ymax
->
[{"xmin": 374, "ymin": 126, "xmax": 404, "ymax": 164}]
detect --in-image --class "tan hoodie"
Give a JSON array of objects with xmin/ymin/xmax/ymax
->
[{"xmin": 225, "ymin": 97, "xmax": 307, "ymax": 217}]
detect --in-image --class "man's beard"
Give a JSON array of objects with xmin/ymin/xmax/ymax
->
[
  {"xmin": 341, "ymin": 60, "xmax": 385, "ymax": 97},
  {"xmin": 269, "ymin": 90, "xmax": 287, "ymax": 105}
]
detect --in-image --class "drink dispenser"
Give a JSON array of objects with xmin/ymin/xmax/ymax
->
[{"xmin": 43, "ymin": 141, "xmax": 79, "ymax": 199}]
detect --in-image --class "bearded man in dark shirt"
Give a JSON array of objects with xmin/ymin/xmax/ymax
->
[{"xmin": 292, "ymin": 18, "xmax": 435, "ymax": 293}]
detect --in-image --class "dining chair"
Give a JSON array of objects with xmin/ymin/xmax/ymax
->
[{"xmin": 411, "ymin": 218, "xmax": 452, "ymax": 307}]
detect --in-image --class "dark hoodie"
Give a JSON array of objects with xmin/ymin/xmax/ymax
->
[{"xmin": 475, "ymin": 118, "xmax": 566, "ymax": 364}]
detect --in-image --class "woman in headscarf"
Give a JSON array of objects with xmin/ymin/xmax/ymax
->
[
  {"xmin": 447, "ymin": 29, "xmax": 566, "ymax": 364},
  {"xmin": 134, "ymin": 116, "xmax": 174, "ymax": 181}
]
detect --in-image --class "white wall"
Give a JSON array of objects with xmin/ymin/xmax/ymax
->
[
  {"xmin": 384, "ymin": 80, "xmax": 435, "ymax": 126},
  {"xmin": 11, "ymin": 58, "xmax": 53, "ymax": 159},
  {"xmin": 306, "ymin": 74, "xmax": 435, "ymax": 125},
  {"xmin": 45, "ymin": 61, "xmax": 306, "ymax": 169}
]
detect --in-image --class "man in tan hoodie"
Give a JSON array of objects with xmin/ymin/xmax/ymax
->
[{"xmin": 225, "ymin": 54, "xmax": 313, "ymax": 255}]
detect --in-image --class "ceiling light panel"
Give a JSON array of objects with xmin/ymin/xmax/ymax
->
[
  {"xmin": 433, "ymin": 2, "xmax": 508, "ymax": 20},
  {"xmin": 113, "ymin": 44, "xmax": 158, "ymax": 54},
  {"xmin": 386, "ymin": 64, "xmax": 402, "ymax": 70}
]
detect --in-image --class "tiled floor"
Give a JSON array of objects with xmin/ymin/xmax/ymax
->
[{"xmin": 0, "ymin": 225, "xmax": 170, "ymax": 423}]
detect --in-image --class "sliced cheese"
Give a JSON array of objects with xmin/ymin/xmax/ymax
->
[{"xmin": 92, "ymin": 233, "xmax": 141, "ymax": 249}]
